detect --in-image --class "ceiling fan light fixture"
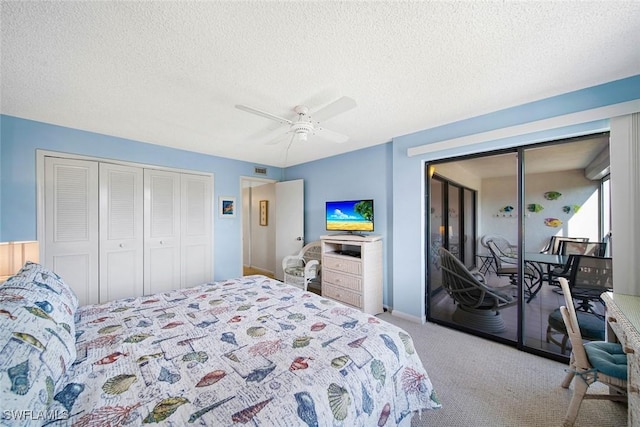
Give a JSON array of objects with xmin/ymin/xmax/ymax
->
[{"xmin": 235, "ymin": 96, "xmax": 355, "ymax": 145}]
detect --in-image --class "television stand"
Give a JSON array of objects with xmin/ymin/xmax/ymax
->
[
  {"xmin": 321, "ymin": 234, "xmax": 381, "ymax": 242},
  {"xmin": 320, "ymin": 235, "xmax": 382, "ymax": 315}
]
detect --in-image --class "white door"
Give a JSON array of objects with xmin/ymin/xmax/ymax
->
[
  {"xmin": 44, "ymin": 157, "xmax": 99, "ymax": 306},
  {"xmin": 275, "ymin": 179, "xmax": 304, "ymax": 280},
  {"xmin": 180, "ymin": 173, "xmax": 213, "ymax": 288},
  {"xmin": 99, "ymin": 163, "xmax": 144, "ymax": 302},
  {"xmin": 144, "ymin": 169, "xmax": 181, "ymax": 295}
]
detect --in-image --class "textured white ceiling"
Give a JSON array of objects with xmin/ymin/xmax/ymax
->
[{"xmin": 2, "ymin": 1, "xmax": 639, "ymax": 167}]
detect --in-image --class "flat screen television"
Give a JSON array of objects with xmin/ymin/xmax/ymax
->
[{"xmin": 325, "ymin": 199, "xmax": 374, "ymax": 233}]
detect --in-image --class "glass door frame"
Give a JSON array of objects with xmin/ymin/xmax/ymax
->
[
  {"xmin": 425, "ymin": 133, "xmax": 610, "ymax": 363},
  {"xmin": 426, "ymin": 146, "xmax": 522, "ymax": 348}
]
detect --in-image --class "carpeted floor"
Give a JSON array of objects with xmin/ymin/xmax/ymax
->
[{"xmin": 378, "ymin": 313, "xmax": 627, "ymax": 427}]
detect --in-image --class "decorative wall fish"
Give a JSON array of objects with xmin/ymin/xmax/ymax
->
[{"xmin": 544, "ymin": 218, "xmax": 563, "ymax": 227}]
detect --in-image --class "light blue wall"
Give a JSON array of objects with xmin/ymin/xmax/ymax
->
[
  {"xmin": 391, "ymin": 74, "xmax": 640, "ymax": 321},
  {"xmin": 3, "ymin": 75, "xmax": 639, "ymax": 318},
  {"xmin": 284, "ymin": 143, "xmax": 393, "ymax": 306},
  {"xmin": 0, "ymin": 116, "xmax": 282, "ymax": 280}
]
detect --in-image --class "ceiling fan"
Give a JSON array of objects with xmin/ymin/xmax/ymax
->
[{"xmin": 235, "ymin": 96, "xmax": 357, "ymax": 145}]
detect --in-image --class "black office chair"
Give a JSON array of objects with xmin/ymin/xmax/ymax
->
[
  {"xmin": 549, "ymin": 241, "xmax": 607, "ymax": 285},
  {"xmin": 568, "ymin": 255, "xmax": 613, "ymax": 315},
  {"xmin": 540, "ymin": 236, "xmax": 588, "ymax": 255}
]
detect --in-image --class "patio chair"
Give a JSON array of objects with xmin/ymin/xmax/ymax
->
[
  {"xmin": 486, "ymin": 239, "xmax": 537, "ymax": 301},
  {"xmin": 480, "ymin": 234, "xmax": 516, "ymax": 257},
  {"xmin": 282, "ymin": 241, "xmax": 321, "ymax": 291},
  {"xmin": 546, "ymin": 255, "xmax": 610, "ymax": 355},
  {"xmin": 549, "ymin": 241, "xmax": 607, "ymax": 285},
  {"xmin": 568, "ymin": 255, "xmax": 613, "ymax": 314},
  {"xmin": 540, "ymin": 236, "xmax": 589, "ymax": 255},
  {"xmin": 438, "ymin": 247, "xmax": 516, "ymax": 333},
  {"xmin": 557, "ymin": 277, "xmax": 627, "ymax": 426}
]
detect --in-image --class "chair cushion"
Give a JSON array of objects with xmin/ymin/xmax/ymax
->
[
  {"xmin": 284, "ymin": 266, "xmax": 305, "ymax": 277},
  {"xmin": 548, "ymin": 309, "xmax": 605, "ymax": 341},
  {"xmin": 584, "ymin": 341, "xmax": 627, "ymax": 380}
]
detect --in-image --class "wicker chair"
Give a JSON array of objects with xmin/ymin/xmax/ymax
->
[
  {"xmin": 558, "ymin": 277, "xmax": 627, "ymax": 426},
  {"xmin": 438, "ymin": 247, "xmax": 516, "ymax": 333},
  {"xmin": 282, "ymin": 241, "xmax": 321, "ymax": 291}
]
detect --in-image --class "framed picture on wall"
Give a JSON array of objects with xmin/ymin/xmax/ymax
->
[
  {"xmin": 219, "ymin": 196, "xmax": 236, "ymax": 218},
  {"xmin": 259, "ymin": 200, "xmax": 268, "ymax": 226}
]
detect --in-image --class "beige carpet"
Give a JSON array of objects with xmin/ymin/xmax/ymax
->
[{"xmin": 377, "ymin": 313, "xmax": 627, "ymax": 427}]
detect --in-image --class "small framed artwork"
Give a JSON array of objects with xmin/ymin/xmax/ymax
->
[
  {"xmin": 219, "ymin": 196, "xmax": 236, "ymax": 218},
  {"xmin": 259, "ymin": 200, "xmax": 268, "ymax": 226}
]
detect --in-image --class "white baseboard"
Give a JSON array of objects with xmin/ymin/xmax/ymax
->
[{"xmin": 387, "ymin": 309, "xmax": 426, "ymax": 324}]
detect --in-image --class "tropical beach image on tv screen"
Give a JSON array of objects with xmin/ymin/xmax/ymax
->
[{"xmin": 326, "ymin": 200, "xmax": 374, "ymax": 231}]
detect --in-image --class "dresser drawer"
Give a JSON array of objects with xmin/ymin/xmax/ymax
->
[
  {"xmin": 323, "ymin": 269, "xmax": 362, "ymax": 292},
  {"xmin": 323, "ymin": 255, "xmax": 362, "ymax": 275},
  {"xmin": 323, "ymin": 283, "xmax": 362, "ymax": 308}
]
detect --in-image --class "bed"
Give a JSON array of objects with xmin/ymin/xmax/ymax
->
[{"xmin": 1, "ymin": 262, "xmax": 440, "ymax": 426}]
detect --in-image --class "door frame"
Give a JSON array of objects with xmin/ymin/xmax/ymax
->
[{"xmin": 239, "ymin": 176, "xmax": 277, "ymax": 276}]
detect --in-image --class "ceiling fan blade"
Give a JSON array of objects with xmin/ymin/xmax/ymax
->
[
  {"xmin": 265, "ymin": 130, "xmax": 292, "ymax": 145},
  {"xmin": 235, "ymin": 104, "xmax": 292, "ymax": 125},
  {"xmin": 316, "ymin": 126, "xmax": 349, "ymax": 144},
  {"xmin": 311, "ymin": 96, "xmax": 357, "ymax": 123}
]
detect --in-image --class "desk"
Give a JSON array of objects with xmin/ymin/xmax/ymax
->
[{"xmin": 602, "ymin": 292, "xmax": 640, "ymax": 425}]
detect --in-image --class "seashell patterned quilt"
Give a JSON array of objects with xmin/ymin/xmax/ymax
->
[{"xmin": 45, "ymin": 275, "xmax": 440, "ymax": 425}]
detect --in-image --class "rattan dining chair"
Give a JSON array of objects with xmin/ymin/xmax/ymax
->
[{"xmin": 557, "ymin": 277, "xmax": 627, "ymax": 427}]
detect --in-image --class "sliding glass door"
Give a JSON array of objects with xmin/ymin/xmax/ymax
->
[
  {"xmin": 426, "ymin": 133, "xmax": 610, "ymax": 360},
  {"xmin": 427, "ymin": 156, "xmax": 516, "ymax": 342}
]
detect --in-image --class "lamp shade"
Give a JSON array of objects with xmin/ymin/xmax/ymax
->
[{"xmin": 0, "ymin": 241, "xmax": 39, "ymax": 281}]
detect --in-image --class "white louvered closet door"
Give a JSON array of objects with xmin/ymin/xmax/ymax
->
[
  {"xmin": 181, "ymin": 173, "xmax": 213, "ymax": 288},
  {"xmin": 99, "ymin": 163, "xmax": 144, "ymax": 302},
  {"xmin": 144, "ymin": 169, "xmax": 181, "ymax": 295},
  {"xmin": 44, "ymin": 157, "xmax": 99, "ymax": 306}
]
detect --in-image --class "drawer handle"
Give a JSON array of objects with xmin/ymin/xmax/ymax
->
[
  {"xmin": 630, "ymin": 385, "xmax": 640, "ymax": 393},
  {"xmin": 624, "ymin": 346, "xmax": 635, "ymax": 354},
  {"xmin": 608, "ymin": 316, "xmax": 617, "ymax": 323}
]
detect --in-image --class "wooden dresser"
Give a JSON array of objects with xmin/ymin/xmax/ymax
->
[{"xmin": 320, "ymin": 234, "xmax": 383, "ymax": 315}]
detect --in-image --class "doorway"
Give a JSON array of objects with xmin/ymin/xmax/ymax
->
[
  {"xmin": 241, "ymin": 177, "xmax": 277, "ymax": 278},
  {"xmin": 240, "ymin": 178, "xmax": 305, "ymax": 281}
]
